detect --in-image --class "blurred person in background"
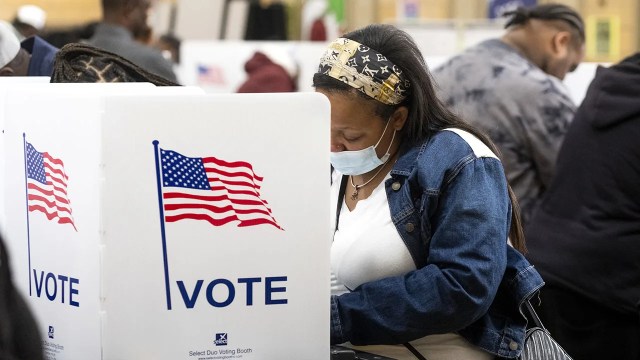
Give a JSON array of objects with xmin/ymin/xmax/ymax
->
[
  {"xmin": 432, "ymin": 4, "xmax": 585, "ymax": 227},
  {"xmin": 0, "ymin": 20, "xmax": 58, "ymax": 77},
  {"xmin": 11, "ymin": 4, "xmax": 47, "ymax": 41},
  {"xmin": 525, "ymin": 53, "xmax": 640, "ymax": 360},
  {"xmin": 87, "ymin": 0, "xmax": 177, "ymax": 82},
  {"xmin": 153, "ymin": 34, "xmax": 181, "ymax": 66},
  {"xmin": 237, "ymin": 46, "xmax": 298, "ymax": 93}
]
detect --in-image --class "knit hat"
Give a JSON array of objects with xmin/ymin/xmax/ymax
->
[
  {"xmin": 0, "ymin": 21, "xmax": 20, "ymax": 68},
  {"xmin": 16, "ymin": 5, "xmax": 47, "ymax": 31},
  {"xmin": 51, "ymin": 43, "xmax": 179, "ymax": 85}
]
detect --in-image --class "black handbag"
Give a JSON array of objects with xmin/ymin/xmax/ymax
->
[{"xmin": 519, "ymin": 299, "xmax": 573, "ymax": 360}]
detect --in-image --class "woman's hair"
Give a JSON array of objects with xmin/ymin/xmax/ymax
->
[{"xmin": 314, "ymin": 24, "xmax": 526, "ymax": 252}]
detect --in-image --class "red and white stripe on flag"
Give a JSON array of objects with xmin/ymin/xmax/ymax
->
[{"xmin": 25, "ymin": 141, "xmax": 77, "ymax": 230}]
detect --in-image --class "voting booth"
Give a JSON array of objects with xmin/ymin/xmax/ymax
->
[{"xmin": 2, "ymin": 83, "xmax": 331, "ymax": 360}]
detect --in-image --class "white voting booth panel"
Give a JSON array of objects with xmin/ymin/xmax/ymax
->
[
  {"xmin": 0, "ymin": 77, "xmax": 51, "ymax": 233},
  {"xmin": 2, "ymin": 83, "xmax": 202, "ymax": 360},
  {"xmin": 179, "ymin": 41, "xmax": 328, "ymax": 94},
  {"xmin": 4, "ymin": 85, "xmax": 330, "ymax": 360}
]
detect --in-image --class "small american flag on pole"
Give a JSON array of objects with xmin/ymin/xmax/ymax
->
[
  {"xmin": 25, "ymin": 141, "xmax": 77, "ymax": 230},
  {"xmin": 159, "ymin": 148, "xmax": 283, "ymax": 230}
]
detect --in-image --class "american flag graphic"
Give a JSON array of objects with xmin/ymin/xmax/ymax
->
[
  {"xmin": 196, "ymin": 64, "xmax": 226, "ymax": 86},
  {"xmin": 25, "ymin": 141, "xmax": 77, "ymax": 230},
  {"xmin": 159, "ymin": 148, "xmax": 283, "ymax": 230}
]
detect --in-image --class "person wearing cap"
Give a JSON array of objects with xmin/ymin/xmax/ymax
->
[
  {"xmin": 0, "ymin": 21, "xmax": 58, "ymax": 77},
  {"xmin": 432, "ymin": 4, "xmax": 586, "ymax": 228},
  {"xmin": 11, "ymin": 4, "xmax": 47, "ymax": 41},
  {"xmin": 87, "ymin": 0, "xmax": 177, "ymax": 82}
]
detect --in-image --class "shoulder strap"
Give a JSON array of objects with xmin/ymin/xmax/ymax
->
[
  {"xmin": 334, "ymin": 175, "xmax": 348, "ymax": 232},
  {"xmin": 525, "ymin": 298, "xmax": 546, "ymax": 330},
  {"xmin": 403, "ymin": 343, "xmax": 428, "ymax": 360}
]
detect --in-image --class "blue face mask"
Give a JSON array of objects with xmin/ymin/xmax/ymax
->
[{"xmin": 330, "ymin": 120, "xmax": 396, "ymax": 176}]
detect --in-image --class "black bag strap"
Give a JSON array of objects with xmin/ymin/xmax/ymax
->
[
  {"xmin": 403, "ymin": 343, "xmax": 428, "ymax": 360},
  {"xmin": 334, "ymin": 175, "xmax": 348, "ymax": 232},
  {"xmin": 524, "ymin": 298, "xmax": 547, "ymax": 330}
]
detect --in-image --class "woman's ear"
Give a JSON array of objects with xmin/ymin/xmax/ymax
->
[{"xmin": 391, "ymin": 106, "xmax": 409, "ymax": 131}]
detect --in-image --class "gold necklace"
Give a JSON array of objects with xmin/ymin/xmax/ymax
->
[{"xmin": 349, "ymin": 161, "xmax": 388, "ymax": 200}]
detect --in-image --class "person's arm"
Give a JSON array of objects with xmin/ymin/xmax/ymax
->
[
  {"xmin": 331, "ymin": 157, "xmax": 510, "ymax": 345},
  {"xmin": 523, "ymin": 80, "xmax": 576, "ymax": 187}
]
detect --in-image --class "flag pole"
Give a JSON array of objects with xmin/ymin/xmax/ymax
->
[
  {"xmin": 153, "ymin": 140, "xmax": 172, "ymax": 310},
  {"xmin": 22, "ymin": 133, "xmax": 33, "ymax": 296}
]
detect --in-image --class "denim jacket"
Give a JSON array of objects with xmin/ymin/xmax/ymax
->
[{"xmin": 331, "ymin": 129, "xmax": 544, "ymax": 358}]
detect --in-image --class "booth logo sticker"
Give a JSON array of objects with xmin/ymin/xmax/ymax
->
[{"xmin": 214, "ymin": 333, "xmax": 228, "ymax": 346}]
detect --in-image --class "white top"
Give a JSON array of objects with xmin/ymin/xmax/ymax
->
[{"xmin": 331, "ymin": 173, "xmax": 415, "ymax": 291}]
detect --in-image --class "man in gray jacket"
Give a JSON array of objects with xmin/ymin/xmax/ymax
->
[
  {"xmin": 87, "ymin": 0, "xmax": 177, "ymax": 82},
  {"xmin": 432, "ymin": 4, "xmax": 585, "ymax": 226}
]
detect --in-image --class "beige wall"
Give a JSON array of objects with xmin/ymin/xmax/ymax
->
[
  {"xmin": 1, "ymin": 0, "xmax": 637, "ymax": 60},
  {"xmin": 582, "ymin": 0, "xmax": 638, "ymax": 61},
  {"xmin": 346, "ymin": 0, "xmax": 637, "ymax": 62},
  {"xmin": 0, "ymin": 0, "xmax": 100, "ymax": 28},
  {"xmin": 376, "ymin": 0, "xmax": 453, "ymax": 24}
]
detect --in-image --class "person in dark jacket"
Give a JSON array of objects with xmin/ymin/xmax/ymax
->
[
  {"xmin": 525, "ymin": 53, "xmax": 640, "ymax": 360},
  {"xmin": 20, "ymin": 36, "xmax": 58, "ymax": 76}
]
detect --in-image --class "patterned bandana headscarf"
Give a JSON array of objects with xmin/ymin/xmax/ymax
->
[{"xmin": 317, "ymin": 38, "xmax": 410, "ymax": 105}]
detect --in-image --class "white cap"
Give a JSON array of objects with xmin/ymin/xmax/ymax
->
[
  {"xmin": 0, "ymin": 21, "xmax": 20, "ymax": 68},
  {"xmin": 17, "ymin": 5, "xmax": 47, "ymax": 31}
]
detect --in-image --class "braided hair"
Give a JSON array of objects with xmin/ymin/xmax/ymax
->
[
  {"xmin": 504, "ymin": 4, "xmax": 585, "ymax": 44},
  {"xmin": 50, "ymin": 43, "xmax": 178, "ymax": 85}
]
